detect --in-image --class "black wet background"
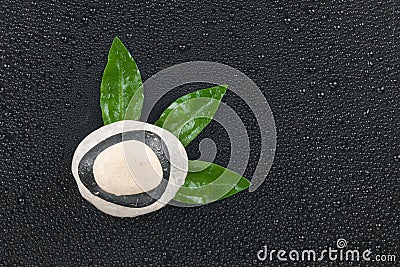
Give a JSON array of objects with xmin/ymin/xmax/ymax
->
[{"xmin": 1, "ymin": 0, "xmax": 399, "ymax": 266}]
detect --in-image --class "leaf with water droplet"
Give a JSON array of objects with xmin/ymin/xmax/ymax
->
[
  {"xmin": 173, "ymin": 160, "xmax": 251, "ymax": 205},
  {"xmin": 155, "ymin": 85, "xmax": 227, "ymax": 147},
  {"xmin": 100, "ymin": 37, "xmax": 143, "ymax": 125}
]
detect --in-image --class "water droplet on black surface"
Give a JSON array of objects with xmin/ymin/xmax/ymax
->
[
  {"xmin": 1, "ymin": 1, "xmax": 399, "ymax": 265},
  {"xmin": 329, "ymin": 81, "xmax": 338, "ymax": 88}
]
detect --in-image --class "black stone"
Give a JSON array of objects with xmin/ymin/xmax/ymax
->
[{"xmin": 78, "ymin": 130, "xmax": 170, "ymax": 208}]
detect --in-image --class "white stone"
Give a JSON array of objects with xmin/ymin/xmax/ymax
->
[
  {"xmin": 93, "ymin": 140, "xmax": 163, "ymax": 196},
  {"xmin": 71, "ymin": 120, "xmax": 188, "ymax": 217}
]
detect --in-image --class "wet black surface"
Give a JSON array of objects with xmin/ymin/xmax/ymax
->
[{"xmin": 1, "ymin": 0, "xmax": 399, "ymax": 266}]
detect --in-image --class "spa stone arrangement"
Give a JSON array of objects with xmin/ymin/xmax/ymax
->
[{"xmin": 72, "ymin": 37, "xmax": 250, "ymax": 217}]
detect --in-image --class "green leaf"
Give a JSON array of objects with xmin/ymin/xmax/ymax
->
[
  {"xmin": 100, "ymin": 37, "xmax": 143, "ymax": 125},
  {"xmin": 173, "ymin": 160, "xmax": 251, "ymax": 205},
  {"xmin": 155, "ymin": 85, "xmax": 227, "ymax": 147}
]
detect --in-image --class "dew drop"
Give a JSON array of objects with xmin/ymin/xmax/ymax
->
[
  {"xmin": 177, "ymin": 44, "xmax": 191, "ymax": 52},
  {"xmin": 329, "ymin": 81, "xmax": 338, "ymax": 88},
  {"xmin": 283, "ymin": 16, "xmax": 291, "ymax": 24},
  {"xmin": 86, "ymin": 59, "xmax": 93, "ymax": 69}
]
